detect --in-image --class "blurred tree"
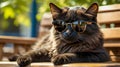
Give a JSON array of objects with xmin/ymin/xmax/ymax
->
[
  {"xmin": 0, "ymin": 0, "xmax": 32, "ymax": 36},
  {"xmin": 0, "ymin": 0, "xmax": 32, "ymax": 26},
  {"xmin": 0, "ymin": 0, "xmax": 120, "ymax": 36},
  {"xmin": 36, "ymin": 0, "xmax": 120, "ymax": 20}
]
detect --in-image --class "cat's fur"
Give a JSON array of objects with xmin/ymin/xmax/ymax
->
[{"xmin": 17, "ymin": 3, "xmax": 110, "ymax": 67}]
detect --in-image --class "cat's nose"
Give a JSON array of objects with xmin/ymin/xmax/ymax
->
[
  {"xmin": 65, "ymin": 24, "xmax": 73, "ymax": 35},
  {"xmin": 65, "ymin": 29, "xmax": 72, "ymax": 35},
  {"xmin": 62, "ymin": 25, "xmax": 78, "ymax": 40},
  {"xmin": 62, "ymin": 30, "xmax": 78, "ymax": 41}
]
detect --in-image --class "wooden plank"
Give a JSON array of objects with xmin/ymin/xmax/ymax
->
[
  {"xmin": 0, "ymin": 62, "xmax": 17, "ymax": 67},
  {"xmin": 0, "ymin": 36, "xmax": 37, "ymax": 45},
  {"xmin": 0, "ymin": 62, "xmax": 120, "ymax": 67},
  {"xmin": 97, "ymin": 11, "xmax": 120, "ymax": 24},
  {"xmin": 0, "ymin": 62, "xmax": 54, "ymax": 67},
  {"xmin": 99, "ymin": 4, "xmax": 120, "ymax": 12},
  {"xmin": 31, "ymin": 62, "xmax": 53, "ymax": 67},
  {"xmin": 104, "ymin": 43, "xmax": 120, "ymax": 47},
  {"xmin": 101, "ymin": 28, "xmax": 120, "ymax": 39},
  {"xmin": 63, "ymin": 63, "xmax": 120, "ymax": 67}
]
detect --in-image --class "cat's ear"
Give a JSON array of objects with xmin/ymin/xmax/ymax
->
[
  {"xmin": 85, "ymin": 3, "xmax": 98, "ymax": 17},
  {"xmin": 49, "ymin": 3, "xmax": 62, "ymax": 19}
]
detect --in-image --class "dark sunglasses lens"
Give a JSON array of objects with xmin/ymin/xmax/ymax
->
[
  {"xmin": 79, "ymin": 21, "xmax": 86, "ymax": 32},
  {"xmin": 52, "ymin": 20, "xmax": 65, "ymax": 26},
  {"xmin": 72, "ymin": 21, "xmax": 87, "ymax": 32},
  {"xmin": 80, "ymin": 22, "xmax": 86, "ymax": 26},
  {"xmin": 72, "ymin": 24, "xmax": 79, "ymax": 32},
  {"xmin": 72, "ymin": 24, "xmax": 76, "ymax": 29}
]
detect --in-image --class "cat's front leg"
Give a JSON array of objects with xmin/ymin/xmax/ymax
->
[
  {"xmin": 51, "ymin": 53, "xmax": 78, "ymax": 65},
  {"xmin": 17, "ymin": 49, "xmax": 50, "ymax": 67}
]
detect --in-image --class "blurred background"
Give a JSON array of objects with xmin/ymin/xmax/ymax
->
[
  {"xmin": 0, "ymin": 0, "xmax": 120, "ymax": 61},
  {"xmin": 0, "ymin": 0, "xmax": 120, "ymax": 38}
]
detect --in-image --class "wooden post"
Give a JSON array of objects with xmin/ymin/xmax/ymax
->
[
  {"xmin": 25, "ymin": 45, "xmax": 31, "ymax": 51},
  {"xmin": 0, "ymin": 43, "xmax": 4, "ymax": 60},
  {"xmin": 106, "ymin": 24, "xmax": 110, "ymax": 28},
  {"xmin": 14, "ymin": 44, "xmax": 19, "ymax": 54}
]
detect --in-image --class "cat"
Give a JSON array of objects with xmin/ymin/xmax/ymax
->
[{"xmin": 16, "ymin": 3, "xmax": 110, "ymax": 67}]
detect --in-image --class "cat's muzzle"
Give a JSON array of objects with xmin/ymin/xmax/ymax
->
[{"xmin": 61, "ymin": 25, "xmax": 78, "ymax": 43}]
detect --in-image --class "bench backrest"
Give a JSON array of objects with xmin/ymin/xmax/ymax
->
[{"xmin": 97, "ymin": 4, "xmax": 120, "ymax": 62}]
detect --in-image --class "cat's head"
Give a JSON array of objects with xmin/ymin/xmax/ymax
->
[{"xmin": 49, "ymin": 3, "xmax": 100, "ymax": 43}]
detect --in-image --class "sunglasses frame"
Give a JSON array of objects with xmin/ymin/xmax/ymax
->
[{"xmin": 53, "ymin": 20, "xmax": 92, "ymax": 33}]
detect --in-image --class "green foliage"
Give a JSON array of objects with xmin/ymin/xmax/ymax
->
[
  {"xmin": 0, "ymin": 0, "xmax": 31, "ymax": 27},
  {"xmin": 0, "ymin": 0, "xmax": 120, "ymax": 28},
  {"xmin": 3, "ymin": 7, "xmax": 15, "ymax": 19},
  {"xmin": 36, "ymin": 0, "xmax": 120, "ymax": 21}
]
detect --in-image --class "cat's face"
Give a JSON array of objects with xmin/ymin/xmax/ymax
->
[{"xmin": 49, "ymin": 3, "xmax": 99, "ymax": 43}]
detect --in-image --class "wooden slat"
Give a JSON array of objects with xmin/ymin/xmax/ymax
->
[
  {"xmin": 97, "ymin": 11, "xmax": 120, "ymax": 24},
  {"xmin": 101, "ymin": 28, "xmax": 120, "ymax": 39},
  {"xmin": 31, "ymin": 62, "xmax": 53, "ymax": 67},
  {"xmin": 63, "ymin": 63, "xmax": 120, "ymax": 67},
  {"xmin": 0, "ymin": 62, "xmax": 54, "ymax": 67},
  {"xmin": 0, "ymin": 62, "xmax": 120, "ymax": 67},
  {"xmin": 104, "ymin": 43, "xmax": 120, "ymax": 47},
  {"xmin": 99, "ymin": 4, "xmax": 120, "ymax": 12},
  {"xmin": 0, "ymin": 36, "xmax": 37, "ymax": 45},
  {"xmin": 97, "ymin": 4, "xmax": 120, "ymax": 24},
  {"xmin": 0, "ymin": 62, "xmax": 17, "ymax": 67}
]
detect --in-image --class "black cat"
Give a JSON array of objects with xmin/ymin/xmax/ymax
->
[{"xmin": 16, "ymin": 3, "xmax": 110, "ymax": 67}]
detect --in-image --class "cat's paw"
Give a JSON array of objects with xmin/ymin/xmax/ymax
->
[
  {"xmin": 51, "ymin": 54, "xmax": 72, "ymax": 65},
  {"xmin": 17, "ymin": 55, "xmax": 32, "ymax": 67},
  {"xmin": 8, "ymin": 54, "xmax": 20, "ymax": 61}
]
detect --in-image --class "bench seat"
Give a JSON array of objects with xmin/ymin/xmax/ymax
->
[{"xmin": 0, "ymin": 62, "xmax": 120, "ymax": 67}]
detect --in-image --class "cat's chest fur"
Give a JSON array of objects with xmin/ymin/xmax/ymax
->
[{"xmin": 50, "ymin": 28, "xmax": 103, "ymax": 55}]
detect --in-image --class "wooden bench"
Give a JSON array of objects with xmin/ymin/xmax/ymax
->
[
  {"xmin": 0, "ymin": 4, "xmax": 120, "ymax": 67},
  {"xmin": 0, "ymin": 36, "xmax": 37, "ymax": 60}
]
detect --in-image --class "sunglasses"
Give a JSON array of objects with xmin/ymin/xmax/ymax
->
[{"xmin": 52, "ymin": 20, "xmax": 92, "ymax": 32}]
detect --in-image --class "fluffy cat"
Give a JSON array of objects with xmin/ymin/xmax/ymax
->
[{"xmin": 17, "ymin": 3, "xmax": 110, "ymax": 67}]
